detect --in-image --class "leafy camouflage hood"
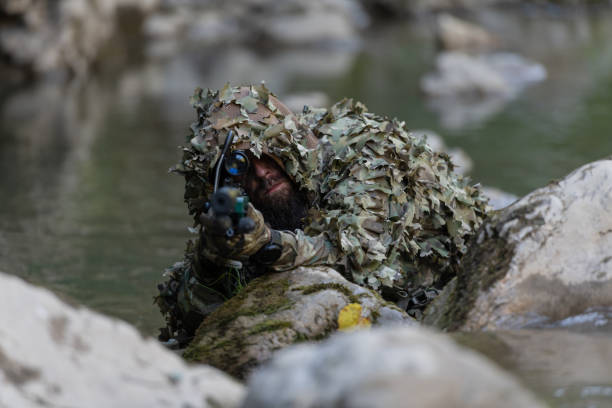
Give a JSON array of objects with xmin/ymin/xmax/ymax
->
[
  {"xmin": 174, "ymin": 83, "xmax": 320, "ymax": 223},
  {"xmin": 175, "ymin": 83, "xmax": 489, "ymax": 292}
]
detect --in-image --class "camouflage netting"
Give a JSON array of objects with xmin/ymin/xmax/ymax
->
[{"xmin": 172, "ymin": 83, "xmax": 489, "ymax": 294}]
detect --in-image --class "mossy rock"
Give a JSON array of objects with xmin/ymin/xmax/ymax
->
[
  {"xmin": 424, "ymin": 160, "xmax": 612, "ymax": 331},
  {"xmin": 183, "ymin": 266, "xmax": 415, "ymax": 379}
]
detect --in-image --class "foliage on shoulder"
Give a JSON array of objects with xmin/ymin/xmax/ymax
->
[{"xmin": 298, "ymin": 98, "xmax": 489, "ymax": 290}]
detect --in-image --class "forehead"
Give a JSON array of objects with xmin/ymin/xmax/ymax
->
[{"xmin": 246, "ymin": 152, "xmax": 283, "ymax": 171}]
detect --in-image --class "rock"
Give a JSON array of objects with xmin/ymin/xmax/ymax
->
[
  {"xmin": 422, "ymin": 51, "xmax": 546, "ymax": 128},
  {"xmin": 405, "ymin": 0, "xmax": 519, "ymax": 14},
  {"xmin": 481, "ymin": 186, "xmax": 518, "ymax": 210},
  {"xmin": 425, "ymin": 93, "xmax": 507, "ymax": 129},
  {"xmin": 143, "ymin": 9, "xmax": 191, "ymax": 39},
  {"xmin": 242, "ymin": 326, "xmax": 545, "ymax": 408},
  {"xmin": 145, "ymin": 0, "xmax": 368, "ymax": 51},
  {"xmin": 183, "ymin": 266, "xmax": 415, "ymax": 379},
  {"xmin": 258, "ymin": 11, "xmax": 359, "ymax": 47},
  {"xmin": 424, "ymin": 159, "xmax": 612, "ymax": 331},
  {"xmin": 0, "ymin": 272, "xmax": 245, "ymax": 408},
  {"xmin": 421, "ymin": 51, "xmax": 546, "ymax": 98},
  {"xmin": 422, "ymin": 52, "xmax": 509, "ymax": 97},
  {"xmin": 0, "ymin": 0, "xmax": 159, "ymax": 78},
  {"xmin": 436, "ymin": 14, "xmax": 499, "ymax": 52}
]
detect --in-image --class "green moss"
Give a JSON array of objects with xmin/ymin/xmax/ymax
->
[
  {"xmin": 293, "ymin": 326, "xmax": 335, "ymax": 343},
  {"xmin": 191, "ymin": 275, "xmax": 292, "ymax": 341},
  {"xmin": 184, "ymin": 274, "xmax": 294, "ymax": 371},
  {"xmin": 183, "ymin": 336, "xmax": 244, "ymax": 365},
  {"xmin": 247, "ymin": 320, "xmax": 293, "ymax": 336},
  {"xmin": 292, "ymin": 282, "xmax": 361, "ymax": 304},
  {"xmin": 293, "ymin": 331, "xmax": 310, "ymax": 343},
  {"xmin": 370, "ymin": 308, "xmax": 381, "ymax": 324}
]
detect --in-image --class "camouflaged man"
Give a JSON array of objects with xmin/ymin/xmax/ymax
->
[{"xmin": 156, "ymin": 83, "xmax": 489, "ymax": 345}]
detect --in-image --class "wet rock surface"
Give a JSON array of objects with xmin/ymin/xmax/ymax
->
[
  {"xmin": 183, "ymin": 266, "xmax": 415, "ymax": 379},
  {"xmin": 0, "ymin": 272, "xmax": 245, "ymax": 408},
  {"xmin": 242, "ymin": 326, "xmax": 545, "ymax": 408},
  {"xmin": 424, "ymin": 159, "xmax": 612, "ymax": 331}
]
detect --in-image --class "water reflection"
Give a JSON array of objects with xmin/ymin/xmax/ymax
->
[
  {"xmin": 454, "ymin": 329, "xmax": 612, "ymax": 407},
  {"xmin": 0, "ymin": 78, "xmax": 192, "ymax": 332}
]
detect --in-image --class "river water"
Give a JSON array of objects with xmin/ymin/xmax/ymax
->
[{"xmin": 1, "ymin": 5, "xmax": 612, "ymax": 406}]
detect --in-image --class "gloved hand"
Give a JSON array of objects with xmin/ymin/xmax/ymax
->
[{"xmin": 199, "ymin": 203, "xmax": 271, "ymax": 261}]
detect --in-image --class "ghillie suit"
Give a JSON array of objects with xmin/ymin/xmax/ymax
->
[{"xmin": 156, "ymin": 84, "xmax": 489, "ymax": 345}]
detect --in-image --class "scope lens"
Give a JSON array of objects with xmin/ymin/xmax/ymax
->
[{"xmin": 225, "ymin": 151, "xmax": 249, "ymax": 176}]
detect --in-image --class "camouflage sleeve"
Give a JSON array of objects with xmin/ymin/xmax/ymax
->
[{"xmin": 269, "ymin": 230, "xmax": 339, "ymax": 271}]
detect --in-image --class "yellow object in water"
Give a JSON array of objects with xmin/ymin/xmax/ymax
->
[{"xmin": 338, "ymin": 303, "xmax": 371, "ymax": 331}]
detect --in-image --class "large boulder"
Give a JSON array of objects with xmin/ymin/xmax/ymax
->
[
  {"xmin": 0, "ymin": 272, "xmax": 245, "ymax": 408},
  {"xmin": 425, "ymin": 159, "xmax": 612, "ymax": 330},
  {"xmin": 183, "ymin": 266, "xmax": 414, "ymax": 379},
  {"xmin": 242, "ymin": 326, "xmax": 545, "ymax": 408}
]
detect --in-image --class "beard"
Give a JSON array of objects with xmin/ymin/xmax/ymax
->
[{"xmin": 249, "ymin": 182, "xmax": 309, "ymax": 231}]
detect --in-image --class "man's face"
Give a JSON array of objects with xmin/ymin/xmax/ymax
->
[
  {"xmin": 245, "ymin": 155, "xmax": 293, "ymax": 205},
  {"xmin": 241, "ymin": 154, "xmax": 308, "ymax": 231}
]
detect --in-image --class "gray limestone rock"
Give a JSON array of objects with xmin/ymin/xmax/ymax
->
[
  {"xmin": 242, "ymin": 326, "xmax": 545, "ymax": 408},
  {"xmin": 182, "ymin": 266, "xmax": 415, "ymax": 379},
  {"xmin": 421, "ymin": 51, "xmax": 546, "ymax": 99},
  {"xmin": 144, "ymin": 0, "xmax": 368, "ymax": 50},
  {"xmin": 424, "ymin": 159, "xmax": 612, "ymax": 331},
  {"xmin": 436, "ymin": 13, "xmax": 499, "ymax": 52},
  {"xmin": 0, "ymin": 272, "xmax": 245, "ymax": 408}
]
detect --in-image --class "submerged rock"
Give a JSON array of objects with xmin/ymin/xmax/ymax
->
[
  {"xmin": 421, "ymin": 51, "xmax": 546, "ymax": 128},
  {"xmin": 424, "ymin": 159, "xmax": 612, "ymax": 330},
  {"xmin": 436, "ymin": 13, "xmax": 499, "ymax": 52},
  {"xmin": 242, "ymin": 326, "xmax": 545, "ymax": 408},
  {"xmin": 0, "ymin": 272, "xmax": 244, "ymax": 408},
  {"xmin": 183, "ymin": 266, "xmax": 414, "ymax": 379},
  {"xmin": 421, "ymin": 51, "xmax": 546, "ymax": 99}
]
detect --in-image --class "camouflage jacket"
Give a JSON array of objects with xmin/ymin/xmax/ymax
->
[{"xmin": 156, "ymin": 84, "xmax": 488, "ymax": 342}]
